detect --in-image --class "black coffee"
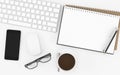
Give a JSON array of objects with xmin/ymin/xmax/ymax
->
[{"xmin": 58, "ymin": 53, "xmax": 75, "ymax": 71}]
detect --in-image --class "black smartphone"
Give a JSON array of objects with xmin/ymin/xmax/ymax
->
[{"xmin": 5, "ymin": 30, "xmax": 21, "ymax": 60}]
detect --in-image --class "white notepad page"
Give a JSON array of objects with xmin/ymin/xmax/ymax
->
[{"xmin": 58, "ymin": 6, "xmax": 119, "ymax": 53}]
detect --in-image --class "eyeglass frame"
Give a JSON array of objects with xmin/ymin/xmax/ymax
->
[{"xmin": 25, "ymin": 53, "xmax": 51, "ymax": 69}]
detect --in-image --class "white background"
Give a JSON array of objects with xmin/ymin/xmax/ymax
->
[{"xmin": 0, "ymin": 0, "xmax": 120, "ymax": 75}]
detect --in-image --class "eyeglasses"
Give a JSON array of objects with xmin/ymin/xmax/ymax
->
[{"xmin": 25, "ymin": 53, "xmax": 51, "ymax": 69}]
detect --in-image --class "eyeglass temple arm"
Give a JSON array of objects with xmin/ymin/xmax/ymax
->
[{"xmin": 37, "ymin": 53, "xmax": 51, "ymax": 61}]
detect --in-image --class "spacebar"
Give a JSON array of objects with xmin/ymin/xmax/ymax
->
[{"xmin": 8, "ymin": 20, "xmax": 31, "ymax": 27}]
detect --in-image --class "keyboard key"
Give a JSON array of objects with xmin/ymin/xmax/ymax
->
[
  {"xmin": 14, "ymin": 16, "xmax": 18, "ymax": 20},
  {"xmin": 38, "ymin": 25, "xmax": 42, "ymax": 29},
  {"xmin": 0, "ymin": 9, "xmax": 1, "ymax": 12},
  {"xmin": 51, "ymin": 18, "xmax": 57, "ymax": 22},
  {"xmin": 53, "ymin": 8, "xmax": 59, "ymax": 13},
  {"xmin": 7, "ymin": 5, "xmax": 11, "ymax": 9},
  {"xmin": 28, "ymin": 0, "xmax": 32, "ymax": 3},
  {"xmin": 29, "ymin": 4, "xmax": 33, "ymax": 8},
  {"xmin": 12, "ymin": 11, "xmax": 16, "ymax": 15},
  {"xmin": 18, "ymin": 17, "xmax": 22, "ymax": 21},
  {"xmin": 2, "ymin": 19, "xmax": 7, "ymax": 23},
  {"xmin": 41, "ymin": 11, "xmax": 44, "ymax": 15},
  {"xmin": 23, "ymin": 17, "xmax": 27, "ymax": 22},
  {"xmin": 2, "ymin": 4, "xmax": 6, "ymax": 8},
  {"xmin": 28, "ymin": 18, "xmax": 32, "ymax": 22},
  {"xmin": 50, "ymin": 13, "xmax": 54, "ymax": 17},
  {"xmin": 47, "ymin": 2, "xmax": 51, "ymax": 6},
  {"xmin": 55, "ymin": 13, "xmax": 59, "ymax": 18},
  {"xmin": 42, "ymin": 21, "xmax": 47, "ymax": 25},
  {"xmin": 22, "ymin": 7, "xmax": 25, "ymax": 11},
  {"xmin": 26, "ymin": 13, "xmax": 31, "ymax": 18},
  {"xmin": 42, "ymin": 1, "xmax": 46, "ymax": 5},
  {"xmin": 0, "ymin": 18, "xmax": 2, "ymax": 22},
  {"xmin": 31, "ymin": 14, "xmax": 35, "ymax": 18},
  {"xmin": 26, "ymin": 8, "xmax": 30, "ymax": 12},
  {"xmin": 17, "ymin": 12, "xmax": 21, "ymax": 16},
  {"xmin": 48, "ymin": 7, "xmax": 52, "ymax": 11},
  {"xmin": 38, "ymin": 1, "xmax": 41, "ymax": 4},
  {"xmin": 21, "ymin": 12, "xmax": 26, "ymax": 17},
  {"xmin": 33, "ymin": 19, "xmax": 37, "ymax": 24},
  {"xmin": 39, "ymin": 5, "xmax": 43, "ymax": 10},
  {"xmin": 41, "ymin": 16, "xmax": 45, "ymax": 20},
  {"xmin": 36, "ymin": 10, "xmax": 40, "ymax": 14},
  {"xmin": 0, "ymin": 4, "xmax": 2, "ymax": 7},
  {"xmin": 32, "ymin": 24, "xmax": 37, "ymax": 28},
  {"xmin": 17, "ymin": 6, "xmax": 21, "ymax": 11},
  {"xmin": 45, "ymin": 12, "xmax": 50, "ymax": 16},
  {"xmin": 25, "ymin": 3, "xmax": 29, "ymax": 7},
  {"xmin": 10, "ymin": 0, "xmax": 14, "ymax": 5},
  {"xmin": 44, "ymin": 6, "xmax": 48, "ymax": 11},
  {"xmin": 2, "ymin": 9, "xmax": 7, "ymax": 13},
  {"xmin": 46, "ymin": 17, "xmax": 50, "ymax": 21},
  {"xmin": 52, "ymin": 28, "xmax": 56, "ymax": 32},
  {"xmin": 0, "ymin": 14, "xmax": 3, "ymax": 18},
  {"xmin": 34, "ymin": 5, "xmax": 38, "ymax": 9},
  {"xmin": 12, "ymin": 5, "xmax": 16, "ymax": 10},
  {"xmin": 4, "ymin": 14, "xmax": 8, "ymax": 18},
  {"xmin": 9, "ymin": 15, "xmax": 13, "ymax": 19},
  {"xmin": 23, "ymin": 0, "xmax": 27, "ymax": 2},
  {"xmin": 52, "ymin": 3, "xmax": 56, "ymax": 7},
  {"xmin": 8, "ymin": 10, "xmax": 12, "ymax": 14},
  {"xmin": 36, "ymin": 15, "xmax": 40, "ymax": 19},
  {"xmin": 20, "ymin": 2, "xmax": 24, "ymax": 6},
  {"xmin": 43, "ymin": 26, "xmax": 47, "ymax": 30},
  {"xmin": 15, "ymin": 1, "xmax": 19, "ymax": 5},
  {"xmin": 56, "ymin": 4, "xmax": 60, "ymax": 8},
  {"xmin": 0, "ymin": 0, "xmax": 4, "ymax": 3},
  {"xmin": 32, "ymin": 0, "xmax": 37, "ymax": 4},
  {"xmin": 38, "ymin": 20, "xmax": 42, "ymax": 24},
  {"xmin": 47, "ymin": 27, "xmax": 52, "ymax": 31},
  {"xmin": 31, "ymin": 9, "xmax": 35, "ymax": 13},
  {"xmin": 5, "ymin": 0, "xmax": 9, "ymax": 4},
  {"xmin": 47, "ymin": 22, "xmax": 56, "ymax": 27},
  {"xmin": 8, "ymin": 20, "xmax": 31, "ymax": 27}
]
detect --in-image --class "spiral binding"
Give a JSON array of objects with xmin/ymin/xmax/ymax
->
[{"xmin": 65, "ymin": 5, "xmax": 120, "ymax": 18}]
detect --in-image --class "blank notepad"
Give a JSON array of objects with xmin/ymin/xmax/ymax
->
[{"xmin": 57, "ymin": 6, "xmax": 120, "ymax": 54}]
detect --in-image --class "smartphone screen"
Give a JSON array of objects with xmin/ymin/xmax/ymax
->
[{"xmin": 5, "ymin": 30, "xmax": 21, "ymax": 60}]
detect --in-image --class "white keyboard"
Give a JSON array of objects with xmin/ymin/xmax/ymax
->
[{"xmin": 0, "ymin": 0, "xmax": 62, "ymax": 32}]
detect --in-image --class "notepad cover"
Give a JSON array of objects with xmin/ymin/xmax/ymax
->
[{"xmin": 57, "ymin": 6, "xmax": 119, "ymax": 53}]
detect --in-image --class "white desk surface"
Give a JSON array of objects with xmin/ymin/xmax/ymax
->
[{"xmin": 0, "ymin": 0, "xmax": 120, "ymax": 75}]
